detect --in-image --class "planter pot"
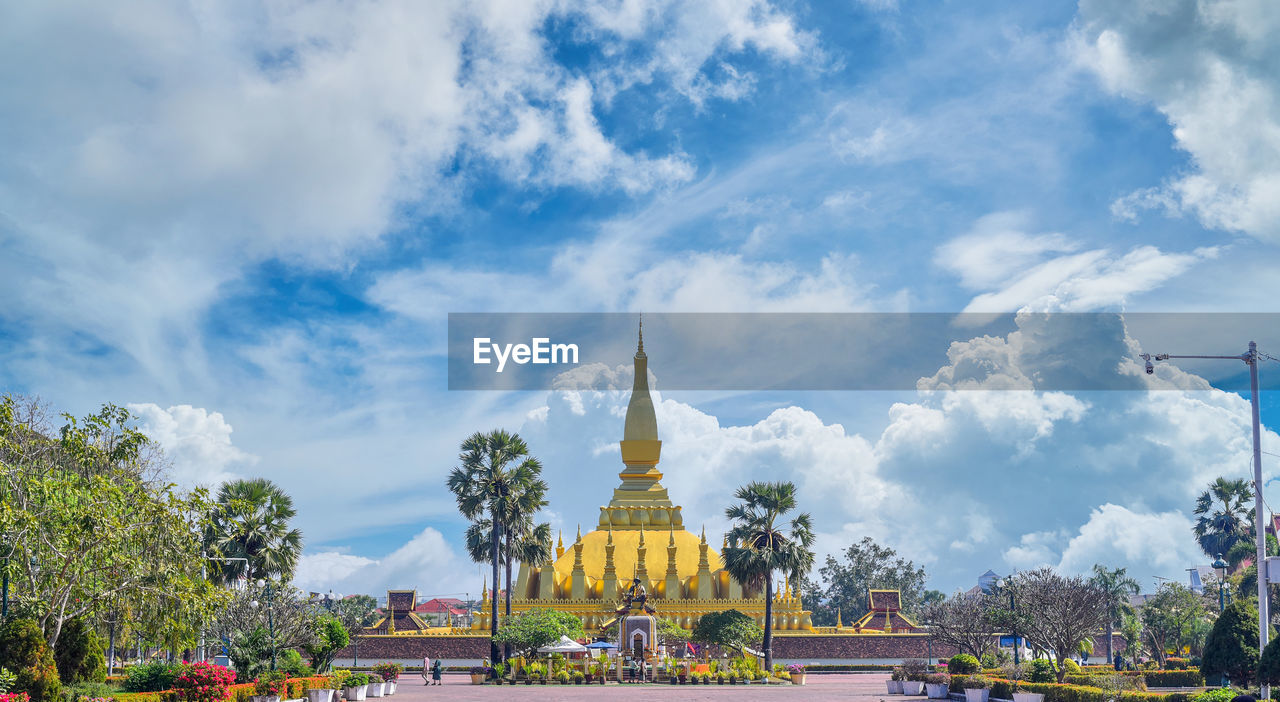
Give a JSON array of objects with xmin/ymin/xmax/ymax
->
[
  {"xmin": 964, "ymin": 689, "xmax": 990, "ymax": 702},
  {"xmin": 926, "ymin": 683, "xmax": 949, "ymax": 699},
  {"xmin": 791, "ymin": 673, "xmax": 807, "ymax": 685},
  {"xmin": 1013, "ymin": 694, "xmax": 1045, "ymax": 702},
  {"xmin": 307, "ymin": 689, "xmax": 335, "ymax": 702},
  {"xmin": 888, "ymin": 680, "xmax": 905, "ymax": 694},
  {"xmin": 344, "ymin": 687, "xmax": 366, "ymax": 701},
  {"xmin": 368, "ymin": 683, "xmax": 385, "ymax": 697},
  {"xmin": 469, "ymin": 674, "xmax": 484, "ymax": 685},
  {"xmin": 385, "ymin": 682, "xmax": 396, "ymax": 695},
  {"xmin": 903, "ymin": 681, "xmax": 924, "ymax": 695},
  {"xmin": 252, "ymin": 696, "xmax": 280, "ymax": 702}
]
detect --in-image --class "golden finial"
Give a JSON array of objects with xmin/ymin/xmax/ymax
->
[
  {"xmin": 607, "ymin": 524, "xmax": 613, "ymax": 544},
  {"xmin": 669, "ymin": 522, "xmax": 675, "ymax": 545},
  {"xmin": 638, "ymin": 314, "xmax": 644, "ymax": 354},
  {"xmin": 700, "ymin": 525, "xmax": 707, "ymax": 544},
  {"xmin": 557, "ymin": 530, "xmax": 563, "ymax": 548},
  {"xmin": 481, "ymin": 576, "xmax": 488, "ymax": 603},
  {"xmin": 836, "ymin": 608, "xmax": 842, "ymax": 628},
  {"xmin": 576, "ymin": 524, "xmax": 581, "ymax": 542},
  {"xmin": 638, "ymin": 529, "xmax": 646, "ymax": 546}
]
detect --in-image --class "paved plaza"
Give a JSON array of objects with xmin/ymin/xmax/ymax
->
[{"xmin": 393, "ymin": 672, "xmax": 901, "ymax": 701}]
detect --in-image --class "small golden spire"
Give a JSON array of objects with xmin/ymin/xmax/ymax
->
[
  {"xmin": 700, "ymin": 525, "xmax": 706, "ymax": 544},
  {"xmin": 639, "ymin": 529, "xmax": 646, "ymax": 546},
  {"xmin": 607, "ymin": 524, "xmax": 613, "ymax": 545},
  {"xmin": 576, "ymin": 524, "xmax": 581, "ymax": 542},
  {"xmin": 482, "ymin": 576, "xmax": 489, "ymax": 604},
  {"xmin": 557, "ymin": 530, "xmax": 563, "ymax": 548},
  {"xmin": 668, "ymin": 522, "xmax": 675, "ymax": 546},
  {"xmin": 836, "ymin": 608, "xmax": 842, "ymax": 628},
  {"xmin": 638, "ymin": 314, "xmax": 644, "ymax": 354}
]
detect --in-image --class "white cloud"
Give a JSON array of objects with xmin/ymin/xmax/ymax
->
[
  {"xmin": 295, "ymin": 527, "xmax": 478, "ymax": 598},
  {"xmin": 935, "ymin": 213, "xmax": 1218, "ymax": 313},
  {"xmin": 128, "ymin": 403, "xmax": 256, "ymax": 488},
  {"xmin": 1075, "ymin": 0, "xmax": 1280, "ymax": 241},
  {"xmin": 1055, "ymin": 504, "xmax": 1204, "ymax": 577}
]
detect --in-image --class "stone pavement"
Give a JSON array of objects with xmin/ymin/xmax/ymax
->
[{"xmin": 394, "ymin": 672, "xmax": 913, "ymax": 701}]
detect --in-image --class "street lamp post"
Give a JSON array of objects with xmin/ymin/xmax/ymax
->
[
  {"xmin": 997, "ymin": 577, "xmax": 1019, "ymax": 666},
  {"xmin": 1143, "ymin": 342, "xmax": 1267, "ymax": 697},
  {"xmin": 199, "ymin": 555, "xmax": 249, "ymax": 662},
  {"xmin": 1213, "ymin": 553, "xmax": 1229, "ymax": 612},
  {"xmin": 265, "ymin": 581, "xmax": 277, "ymax": 672}
]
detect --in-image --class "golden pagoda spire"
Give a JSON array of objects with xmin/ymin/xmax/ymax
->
[
  {"xmin": 836, "ymin": 608, "xmax": 842, "ymax": 628},
  {"xmin": 555, "ymin": 530, "xmax": 565, "ymax": 559},
  {"xmin": 634, "ymin": 528, "xmax": 649, "ymax": 585},
  {"xmin": 612, "ymin": 316, "xmax": 670, "ymax": 515},
  {"xmin": 481, "ymin": 576, "xmax": 488, "ymax": 604}
]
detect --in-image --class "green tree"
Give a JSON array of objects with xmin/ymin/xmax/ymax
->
[
  {"xmin": 303, "ymin": 614, "xmax": 349, "ymax": 673},
  {"xmin": 1201, "ymin": 600, "xmax": 1266, "ymax": 686},
  {"xmin": 1005, "ymin": 568, "xmax": 1107, "ymax": 682},
  {"xmin": 1120, "ymin": 612, "xmax": 1144, "ymax": 662},
  {"xmin": 1194, "ymin": 478, "xmax": 1253, "ymax": 562},
  {"xmin": 52, "ymin": 618, "xmax": 106, "ymax": 684},
  {"xmin": 490, "ymin": 608, "xmax": 584, "ymax": 658},
  {"xmin": 447, "ymin": 429, "xmax": 544, "ymax": 662},
  {"xmin": 806, "ymin": 537, "xmax": 930, "ymax": 625},
  {"xmin": 0, "ymin": 397, "xmax": 225, "ymax": 650},
  {"xmin": 205, "ymin": 478, "xmax": 304, "ymax": 582},
  {"xmin": 722, "ymin": 480, "xmax": 815, "ymax": 671},
  {"xmin": 656, "ymin": 619, "xmax": 689, "ymax": 647},
  {"xmin": 1257, "ymin": 631, "xmax": 1280, "ymax": 687},
  {"xmin": 0, "ymin": 618, "xmax": 61, "ymax": 702},
  {"xmin": 1090, "ymin": 565, "xmax": 1140, "ymax": 666},
  {"xmin": 331, "ymin": 594, "xmax": 379, "ymax": 635},
  {"xmin": 689, "ymin": 610, "xmax": 763, "ymax": 656},
  {"xmin": 1143, "ymin": 583, "xmax": 1209, "ymax": 668}
]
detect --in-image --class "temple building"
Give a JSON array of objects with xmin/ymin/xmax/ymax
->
[{"xmin": 472, "ymin": 324, "xmax": 815, "ymax": 633}]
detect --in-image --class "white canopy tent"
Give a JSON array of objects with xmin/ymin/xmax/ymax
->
[{"xmin": 538, "ymin": 635, "xmax": 589, "ymax": 654}]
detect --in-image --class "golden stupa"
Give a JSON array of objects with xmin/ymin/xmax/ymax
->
[{"xmin": 473, "ymin": 322, "xmax": 815, "ymax": 633}]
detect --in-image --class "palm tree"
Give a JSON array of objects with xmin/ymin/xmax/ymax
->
[
  {"xmin": 1090, "ymin": 564, "xmax": 1140, "ymax": 666},
  {"xmin": 722, "ymin": 481, "xmax": 815, "ymax": 671},
  {"xmin": 205, "ymin": 477, "xmax": 304, "ymax": 583},
  {"xmin": 1193, "ymin": 477, "xmax": 1253, "ymax": 560},
  {"xmin": 447, "ymin": 429, "xmax": 544, "ymax": 662}
]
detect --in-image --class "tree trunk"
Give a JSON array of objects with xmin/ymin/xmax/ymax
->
[
  {"xmin": 490, "ymin": 509, "xmax": 501, "ymax": 664},
  {"xmin": 763, "ymin": 572, "xmax": 774, "ymax": 673},
  {"xmin": 503, "ymin": 529, "xmax": 513, "ymax": 662},
  {"xmin": 1105, "ymin": 608, "xmax": 1114, "ymax": 666}
]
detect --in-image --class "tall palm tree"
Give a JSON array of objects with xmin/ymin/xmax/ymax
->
[
  {"xmin": 205, "ymin": 477, "xmax": 304, "ymax": 583},
  {"xmin": 722, "ymin": 481, "xmax": 815, "ymax": 672},
  {"xmin": 1193, "ymin": 477, "xmax": 1253, "ymax": 560},
  {"xmin": 1090, "ymin": 564, "xmax": 1140, "ymax": 665},
  {"xmin": 447, "ymin": 429, "xmax": 543, "ymax": 663},
  {"xmin": 464, "ymin": 515, "xmax": 553, "ymax": 658}
]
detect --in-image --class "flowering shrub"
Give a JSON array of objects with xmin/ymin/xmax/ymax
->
[
  {"xmin": 371, "ymin": 664, "xmax": 401, "ymax": 683},
  {"xmin": 173, "ymin": 663, "xmax": 236, "ymax": 702},
  {"xmin": 786, "ymin": 664, "xmax": 805, "ymax": 674},
  {"xmin": 1, "ymin": 693, "xmax": 32, "ymax": 702},
  {"xmin": 252, "ymin": 672, "xmax": 288, "ymax": 698}
]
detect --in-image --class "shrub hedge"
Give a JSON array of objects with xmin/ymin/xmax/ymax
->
[
  {"xmin": 1141, "ymin": 670, "xmax": 1205, "ymax": 687},
  {"xmin": 949, "ymin": 675, "xmax": 1194, "ymax": 702},
  {"xmin": 113, "ymin": 674, "xmax": 333, "ymax": 702}
]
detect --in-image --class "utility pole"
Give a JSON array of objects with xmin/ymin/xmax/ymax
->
[{"xmin": 1143, "ymin": 341, "xmax": 1267, "ymax": 697}]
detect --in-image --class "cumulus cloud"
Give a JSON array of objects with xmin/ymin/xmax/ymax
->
[
  {"xmin": 294, "ymin": 527, "xmax": 478, "ymax": 598},
  {"xmin": 128, "ymin": 403, "xmax": 256, "ymax": 488},
  {"xmin": 1075, "ymin": 0, "xmax": 1280, "ymax": 241}
]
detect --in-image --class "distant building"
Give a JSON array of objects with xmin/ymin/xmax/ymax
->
[{"xmin": 415, "ymin": 597, "xmax": 473, "ymax": 628}]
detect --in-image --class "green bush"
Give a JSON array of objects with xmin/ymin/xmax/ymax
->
[
  {"xmin": 1189, "ymin": 689, "xmax": 1237, "ymax": 702},
  {"xmin": 1142, "ymin": 670, "xmax": 1204, "ymax": 687},
  {"xmin": 949, "ymin": 654, "xmax": 981, "ymax": 674},
  {"xmin": 122, "ymin": 662, "xmax": 180, "ymax": 693},
  {"xmin": 53, "ymin": 620, "xmax": 106, "ymax": 685},
  {"xmin": 61, "ymin": 681, "xmax": 116, "ymax": 702},
  {"xmin": 277, "ymin": 650, "xmax": 311, "ymax": 677},
  {"xmin": 1028, "ymin": 659, "xmax": 1057, "ymax": 683},
  {"xmin": 1063, "ymin": 659, "xmax": 1081, "ymax": 674},
  {"xmin": 1259, "ymin": 630, "xmax": 1280, "ymax": 686},
  {"xmin": 1201, "ymin": 601, "xmax": 1263, "ymax": 687},
  {"xmin": 1163, "ymin": 658, "xmax": 1189, "ymax": 671},
  {"xmin": 0, "ymin": 619, "xmax": 61, "ymax": 702},
  {"xmin": 1064, "ymin": 674, "xmax": 1145, "ymax": 690}
]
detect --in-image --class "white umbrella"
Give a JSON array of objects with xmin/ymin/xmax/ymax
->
[{"xmin": 538, "ymin": 635, "xmax": 589, "ymax": 654}]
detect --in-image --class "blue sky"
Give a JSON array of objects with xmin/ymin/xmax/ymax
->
[{"xmin": 2, "ymin": 0, "xmax": 1280, "ymax": 601}]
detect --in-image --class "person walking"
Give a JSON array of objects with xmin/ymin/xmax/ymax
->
[
  {"xmin": 431, "ymin": 658, "xmax": 443, "ymax": 686},
  {"xmin": 422, "ymin": 655, "xmax": 431, "ymax": 685}
]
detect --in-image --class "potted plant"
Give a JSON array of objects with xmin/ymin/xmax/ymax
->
[
  {"xmin": 366, "ymin": 673, "xmax": 385, "ymax": 697},
  {"xmin": 467, "ymin": 666, "xmax": 488, "ymax": 686},
  {"xmin": 253, "ymin": 671, "xmax": 288, "ymax": 702},
  {"xmin": 787, "ymin": 664, "xmax": 807, "ymax": 686},
  {"xmin": 1011, "ymin": 680, "xmax": 1045, "ymax": 702},
  {"xmin": 962, "ymin": 676, "xmax": 991, "ymax": 702},
  {"xmin": 572, "ymin": 671, "xmax": 584, "ymax": 685},
  {"xmin": 902, "ymin": 659, "xmax": 927, "ymax": 695},
  {"xmin": 307, "ymin": 677, "xmax": 335, "ymax": 702},
  {"xmin": 925, "ymin": 672, "xmax": 950, "ymax": 699},
  {"xmin": 372, "ymin": 664, "xmax": 401, "ymax": 696},
  {"xmin": 343, "ymin": 672, "xmax": 370, "ymax": 701},
  {"xmin": 888, "ymin": 667, "xmax": 905, "ymax": 694},
  {"xmin": 716, "ymin": 672, "xmax": 726, "ymax": 685}
]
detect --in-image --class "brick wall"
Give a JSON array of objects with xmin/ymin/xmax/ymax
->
[
  {"xmin": 335, "ymin": 636, "xmax": 490, "ymax": 660},
  {"xmin": 772, "ymin": 635, "xmax": 959, "ymax": 660}
]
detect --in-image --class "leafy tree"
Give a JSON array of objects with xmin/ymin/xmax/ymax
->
[
  {"xmin": 207, "ymin": 581, "xmax": 318, "ymax": 676},
  {"xmin": 303, "ymin": 614, "xmax": 349, "ymax": 673},
  {"xmin": 1257, "ymin": 630, "xmax": 1280, "ymax": 686},
  {"xmin": 464, "ymin": 513, "xmax": 552, "ymax": 659},
  {"xmin": 1142, "ymin": 583, "xmax": 1210, "ymax": 668},
  {"xmin": 1004, "ymin": 568, "xmax": 1107, "ymax": 682},
  {"xmin": 0, "ymin": 397, "xmax": 225, "ymax": 650},
  {"xmin": 227, "ymin": 627, "xmax": 273, "ymax": 680},
  {"xmin": 722, "ymin": 481, "xmax": 814, "ymax": 671},
  {"xmin": 447, "ymin": 429, "xmax": 545, "ymax": 662},
  {"xmin": 205, "ymin": 478, "xmax": 304, "ymax": 582},
  {"xmin": 1120, "ymin": 612, "xmax": 1144, "ymax": 662},
  {"xmin": 1194, "ymin": 478, "xmax": 1253, "ymax": 562},
  {"xmin": 1201, "ymin": 600, "xmax": 1266, "ymax": 686},
  {"xmin": 330, "ymin": 594, "xmax": 379, "ymax": 635},
  {"xmin": 490, "ymin": 608, "xmax": 584, "ymax": 658},
  {"xmin": 807, "ymin": 537, "xmax": 930, "ymax": 625},
  {"xmin": 921, "ymin": 591, "xmax": 1002, "ymax": 658},
  {"xmin": 656, "ymin": 619, "xmax": 689, "ymax": 647},
  {"xmin": 0, "ymin": 618, "xmax": 61, "ymax": 702},
  {"xmin": 690, "ymin": 610, "xmax": 763, "ymax": 655},
  {"xmin": 52, "ymin": 618, "xmax": 105, "ymax": 684},
  {"xmin": 1091, "ymin": 565, "xmax": 1140, "ymax": 666}
]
